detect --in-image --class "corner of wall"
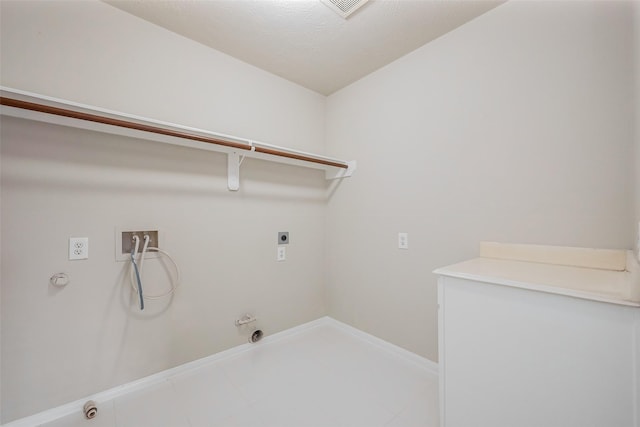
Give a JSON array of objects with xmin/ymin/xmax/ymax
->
[
  {"xmin": 0, "ymin": 0, "xmax": 330, "ymax": 422},
  {"xmin": 634, "ymin": 0, "xmax": 640, "ymax": 261},
  {"xmin": 0, "ymin": 136, "xmax": 3, "ymax": 424}
]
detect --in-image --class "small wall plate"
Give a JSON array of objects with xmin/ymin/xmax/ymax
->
[{"xmin": 278, "ymin": 232, "xmax": 289, "ymax": 245}]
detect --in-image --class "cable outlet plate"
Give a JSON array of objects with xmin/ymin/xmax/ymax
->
[{"xmin": 115, "ymin": 228, "xmax": 160, "ymax": 261}]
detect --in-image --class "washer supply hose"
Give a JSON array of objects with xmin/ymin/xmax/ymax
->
[
  {"xmin": 130, "ymin": 236, "xmax": 144, "ymax": 310},
  {"xmin": 129, "ymin": 235, "xmax": 181, "ymax": 309}
]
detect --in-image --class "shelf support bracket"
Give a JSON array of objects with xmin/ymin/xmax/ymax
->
[
  {"xmin": 326, "ymin": 160, "xmax": 357, "ymax": 180},
  {"xmin": 227, "ymin": 152, "xmax": 241, "ymax": 191}
]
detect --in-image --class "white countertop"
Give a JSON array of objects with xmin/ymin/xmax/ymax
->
[{"xmin": 434, "ymin": 256, "xmax": 640, "ymax": 307}]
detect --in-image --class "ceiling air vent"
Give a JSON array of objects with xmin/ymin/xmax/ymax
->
[{"xmin": 320, "ymin": 0, "xmax": 370, "ymax": 19}]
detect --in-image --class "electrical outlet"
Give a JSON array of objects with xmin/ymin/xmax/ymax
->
[
  {"xmin": 69, "ymin": 237, "xmax": 89, "ymax": 260},
  {"xmin": 277, "ymin": 246, "xmax": 286, "ymax": 261},
  {"xmin": 398, "ymin": 232, "xmax": 409, "ymax": 250}
]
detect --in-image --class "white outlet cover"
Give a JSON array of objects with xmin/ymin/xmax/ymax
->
[
  {"xmin": 398, "ymin": 232, "xmax": 409, "ymax": 250},
  {"xmin": 69, "ymin": 237, "xmax": 89, "ymax": 260},
  {"xmin": 277, "ymin": 246, "xmax": 286, "ymax": 261}
]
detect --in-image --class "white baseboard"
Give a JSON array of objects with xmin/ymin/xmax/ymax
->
[
  {"xmin": 3, "ymin": 316, "xmax": 437, "ymax": 427},
  {"xmin": 325, "ymin": 317, "xmax": 439, "ymax": 375}
]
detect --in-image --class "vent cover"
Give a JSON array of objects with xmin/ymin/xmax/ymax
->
[{"xmin": 320, "ymin": 0, "xmax": 370, "ymax": 19}]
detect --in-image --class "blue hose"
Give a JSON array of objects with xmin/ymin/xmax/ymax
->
[{"xmin": 131, "ymin": 248, "xmax": 144, "ymax": 310}]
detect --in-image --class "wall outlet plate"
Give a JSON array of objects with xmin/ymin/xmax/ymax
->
[
  {"xmin": 398, "ymin": 232, "xmax": 409, "ymax": 250},
  {"xmin": 69, "ymin": 237, "xmax": 89, "ymax": 260},
  {"xmin": 277, "ymin": 246, "xmax": 286, "ymax": 261}
]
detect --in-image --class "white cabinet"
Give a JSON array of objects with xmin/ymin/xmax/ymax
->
[{"xmin": 436, "ymin": 257, "xmax": 640, "ymax": 427}]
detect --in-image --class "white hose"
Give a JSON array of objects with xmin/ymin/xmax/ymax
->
[
  {"xmin": 132, "ymin": 235, "xmax": 141, "ymax": 259},
  {"xmin": 129, "ymin": 239, "xmax": 180, "ymax": 300},
  {"xmin": 139, "ymin": 234, "xmax": 150, "ymax": 272}
]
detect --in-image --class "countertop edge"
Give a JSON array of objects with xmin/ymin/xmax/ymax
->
[{"xmin": 433, "ymin": 263, "xmax": 640, "ymax": 308}]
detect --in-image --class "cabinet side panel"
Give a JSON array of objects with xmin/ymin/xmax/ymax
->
[
  {"xmin": 437, "ymin": 278, "xmax": 446, "ymax": 427},
  {"xmin": 441, "ymin": 277, "xmax": 635, "ymax": 427}
]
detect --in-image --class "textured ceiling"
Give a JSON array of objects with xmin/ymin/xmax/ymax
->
[{"xmin": 105, "ymin": 0, "xmax": 504, "ymax": 95}]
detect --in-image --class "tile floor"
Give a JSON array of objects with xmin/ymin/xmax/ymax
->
[{"xmin": 39, "ymin": 322, "xmax": 439, "ymax": 427}]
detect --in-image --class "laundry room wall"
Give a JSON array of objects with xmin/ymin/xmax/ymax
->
[
  {"xmin": 0, "ymin": 0, "xmax": 327, "ymax": 422},
  {"xmin": 325, "ymin": 0, "xmax": 636, "ymax": 362}
]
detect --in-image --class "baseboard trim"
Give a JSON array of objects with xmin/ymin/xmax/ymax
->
[
  {"xmin": 325, "ymin": 318, "xmax": 439, "ymax": 375},
  {"xmin": 3, "ymin": 316, "xmax": 437, "ymax": 427}
]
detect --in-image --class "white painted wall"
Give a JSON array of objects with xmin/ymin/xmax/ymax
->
[
  {"xmin": 325, "ymin": 0, "xmax": 636, "ymax": 361},
  {"xmin": 0, "ymin": 1, "xmax": 327, "ymax": 422}
]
